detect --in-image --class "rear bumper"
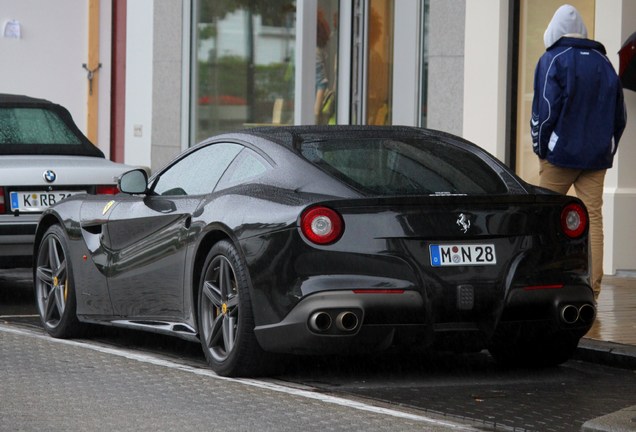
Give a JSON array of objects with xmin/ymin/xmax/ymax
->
[
  {"xmin": 0, "ymin": 215, "xmax": 38, "ymax": 267},
  {"xmin": 254, "ymin": 284, "xmax": 596, "ymax": 355},
  {"xmin": 254, "ymin": 290, "xmax": 426, "ymax": 354},
  {"xmin": 502, "ymin": 283, "xmax": 595, "ymax": 324}
]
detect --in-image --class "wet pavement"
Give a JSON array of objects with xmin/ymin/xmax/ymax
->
[
  {"xmin": 574, "ymin": 273, "xmax": 636, "ymax": 431},
  {"xmin": 1, "ymin": 269, "xmax": 636, "ymax": 431}
]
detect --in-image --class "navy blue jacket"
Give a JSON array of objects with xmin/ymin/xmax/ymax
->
[{"xmin": 531, "ymin": 37, "xmax": 626, "ymax": 170}]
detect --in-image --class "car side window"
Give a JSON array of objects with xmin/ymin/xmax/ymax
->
[
  {"xmin": 215, "ymin": 148, "xmax": 270, "ymax": 191},
  {"xmin": 152, "ymin": 142, "xmax": 242, "ymax": 196}
]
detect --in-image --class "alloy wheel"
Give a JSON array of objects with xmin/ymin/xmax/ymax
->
[
  {"xmin": 200, "ymin": 255, "xmax": 240, "ymax": 362},
  {"xmin": 35, "ymin": 234, "xmax": 68, "ymax": 330}
]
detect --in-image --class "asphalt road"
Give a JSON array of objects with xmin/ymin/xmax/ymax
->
[{"xmin": 2, "ymin": 269, "xmax": 636, "ymax": 432}]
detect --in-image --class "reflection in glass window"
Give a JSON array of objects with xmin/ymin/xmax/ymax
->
[
  {"xmin": 315, "ymin": 1, "xmax": 339, "ymax": 125},
  {"xmin": 193, "ymin": 2, "xmax": 297, "ymax": 142},
  {"xmin": 419, "ymin": 0, "xmax": 430, "ymax": 127},
  {"xmin": 153, "ymin": 143, "xmax": 242, "ymax": 196},
  {"xmin": 367, "ymin": 0, "xmax": 394, "ymax": 125}
]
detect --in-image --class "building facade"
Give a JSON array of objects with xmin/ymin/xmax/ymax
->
[{"xmin": 1, "ymin": 0, "xmax": 634, "ymax": 274}]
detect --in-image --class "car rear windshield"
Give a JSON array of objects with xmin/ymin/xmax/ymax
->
[
  {"xmin": 0, "ymin": 107, "xmax": 82, "ymax": 146},
  {"xmin": 300, "ymin": 138, "xmax": 508, "ymax": 196}
]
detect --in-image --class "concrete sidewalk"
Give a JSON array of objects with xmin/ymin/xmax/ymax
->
[{"xmin": 576, "ymin": 273, "xmax": 636, "ymax": 432}]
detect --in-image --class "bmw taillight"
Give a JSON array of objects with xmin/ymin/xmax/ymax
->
[
  {"xmin": 560, "ymin": 203, "xmax": 587, "ymax": 238},
  {"xmin": 96, "ymin": 185, "xmax": 119, "ymax": 195},
  {"xmin": 300, "ymin": 206, "xmax": 344, "ymax": 245},
  {"xmin": 0, "ymin": 187, "xmax": 5, "ymax": 213}
]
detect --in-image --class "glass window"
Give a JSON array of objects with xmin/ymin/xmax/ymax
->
[
  {"xmin": 315, "ymin": 1, "xmax": 339, "ymax": 125},
  {"xmin": 152, "ymin": 142, "xmax": 242, "ymax": 196},
  {"xmin": 419, "ymin": 0, "xmax": 430, "ymax": 127},
  {"xmin": 366, "ymin": 0, "xmax": 394, "ymax": 125},
  {"xmin": 193, "ymin": 2, "xmax": 297, "ymax": 142},
  {"xmin": 0, "ymin": 108, "xmax": 81, "ymax": 145},
  {"xmin": 300, "ymin": 138, "xmax": 507, "ymax": 196},
  {"xmin": 217, "ymin": 148, "xmax": 269, "ymax": 190}
]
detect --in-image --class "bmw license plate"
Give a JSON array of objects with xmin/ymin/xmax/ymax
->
[
  {"xmin": 10, "ymin": 191, "xmax": 84, "ymax": 212},
  {"xmin": 430, "ymin": 244, "xmax": 497, "ymax": 267}
]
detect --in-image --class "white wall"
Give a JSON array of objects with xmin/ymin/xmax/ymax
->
[
  {"xmin": 462, "ymin": 0, "xmax": 509, "ymax": 160},
  {"xmin": 0, "ymin": 0, "xmax": 112, "ymax": 156},
  {"xmin": 124, "ymin": 0, "xmax": 153, "ymax": 169}
]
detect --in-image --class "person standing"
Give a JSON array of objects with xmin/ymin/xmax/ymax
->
[{"xmin": 531, "ymin": 4, "xmax": 627, "ymax": 300}]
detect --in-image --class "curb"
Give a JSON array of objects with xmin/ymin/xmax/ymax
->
[
  {"xmin": 576, "ymin": 339, "xmax": 636, "ymax": 432},
  {"xmin": 575, "ymin": 338, "xmax": 636, "ymax": 370}
]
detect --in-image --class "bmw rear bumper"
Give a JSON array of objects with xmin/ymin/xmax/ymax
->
[{"xmin": 0, "ymin": 215, "xmax": 38, "ymax": 267}]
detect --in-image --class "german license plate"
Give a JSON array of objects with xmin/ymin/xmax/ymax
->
[
  {"xmin": 430, "ymin": 244, "xmax": 497, "ymax": 267},
  {"xmin": 10, "ymin": 191, "xmax": 84, "ymax": 212}
]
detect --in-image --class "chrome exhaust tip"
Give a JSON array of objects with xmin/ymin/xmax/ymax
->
[
  {"xmin": 335, "ymin": 311, "xmax": 359, "ymax": 332},
  {"xmin": 578, "ymin": 303, "xmax": 596, "ymax": 324},
  {"xmin": 309, "ymin": 311, "xmax": 332, "ymax": 332},
  {"xmin": 560, "ymin": 304, "xmax": 579, "ymax": 324}
]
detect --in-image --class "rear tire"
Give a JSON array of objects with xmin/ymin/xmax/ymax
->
[
  {"xmin": 34, "ymin": 224, "xmax": 85, "ymax": 338},
  {"xmin": 197, "ymin": 240, "xmax": 275, "ymax": 377}
]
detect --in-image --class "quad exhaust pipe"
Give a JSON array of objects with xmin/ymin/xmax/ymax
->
[
  {"xmin": 335, "ymin": 311, "xmax": 359, "ymax": 332},
  {"xmin": 559, "ymin": 303, "xmax": 596, "ymax": 324},
  {"xmin": 308, "ymin": 312, "xmax": 332, "ymax": 332},
  {"xmin": 308, "ymin": 310, "xmax": 360, "ymax": 333},
  {"xmin": 578, "ymin": 303, "xmax": 596, "ymax": 324}
]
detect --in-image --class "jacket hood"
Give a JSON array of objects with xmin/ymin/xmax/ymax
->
[{"xmin": 544, "ymin": 4, "xmax": 588, "ymax": 49}]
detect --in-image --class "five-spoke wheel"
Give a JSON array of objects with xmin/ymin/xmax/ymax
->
[
  {"xmin": 198, "ymin": 240, "xmax": 269, "ymax": 376},
  {"xmin": 34, "ymin": 224, "xmax": 82, "ymax": 338},
  {"xmin": 200, "ymin": 254, "xmax": 240, "ymax": 363}
]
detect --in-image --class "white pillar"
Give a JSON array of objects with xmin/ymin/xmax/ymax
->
[
  {"xmin": 462, "ymin": 0, "xmax": 509, "ymax": 161},
  {"xmin": 597, "ymin": 0, "xmax": 636, "ymax": 273}
]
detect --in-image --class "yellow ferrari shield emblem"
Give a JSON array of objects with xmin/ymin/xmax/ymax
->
[{"xmin": 102, "ymin": 200, "xmax": 115, "ymax": 215}]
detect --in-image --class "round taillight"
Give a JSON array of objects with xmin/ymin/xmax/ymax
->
[
  {"xmin": 300, "ymin": 206, "xmax": 344, "ymax": 245},
  {"xmin": 560, "ymin": 203, "xmax": 587, "ymax": 238}
]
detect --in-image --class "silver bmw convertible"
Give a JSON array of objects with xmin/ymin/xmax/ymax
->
[{"xmin": 0, "ymin": 94, "xmax": 134, "ymax": 268}]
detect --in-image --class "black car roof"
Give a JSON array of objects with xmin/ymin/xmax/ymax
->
[
  {"xmin": 228, "ymin": 125, "xmax": 528, "ymax": 195},
  {"xmin": 236, "ymin": 125, "xmax": 479, "ymax": 152},
  {"xmin": 0, "ymin": 93, "xmax": 104, "ymax": 158}
]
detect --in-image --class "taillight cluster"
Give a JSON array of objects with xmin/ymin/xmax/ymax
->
[
  {"xmin": 0, "ymin": 186, "xmax": 5, "ymax": 213},
  {"xmin": 300, "ymin": 206, "xmax": 344, "ymax": 245},
  {"xmin": 96, "ymin": 185, "xmax": 119, "ymax": 195},
  {"xmin": 560, "ymin": 202, "xmax": 587, "ymax": 238}
]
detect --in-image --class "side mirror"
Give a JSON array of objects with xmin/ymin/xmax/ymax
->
[{"xmin": 118, "ymin": 169, "xmax": 148, "ymax": 195}]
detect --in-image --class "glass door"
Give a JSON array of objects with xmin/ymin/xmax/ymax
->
[
  {"xmin": 350, "ymin": 0, "xmax": 426, "ymax": 127},
  {"xmin": 365, "ymin": 0, "xmax": 394, "ymax": 125}
]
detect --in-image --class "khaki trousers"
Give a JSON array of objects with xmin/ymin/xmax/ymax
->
[{"xmin": 538, "ymin": 159, "xmax": 606, "ymax": 298}]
